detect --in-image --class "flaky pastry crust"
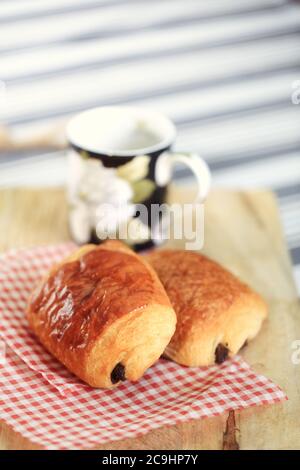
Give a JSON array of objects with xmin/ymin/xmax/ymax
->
[
  {"xmin": 146, "ymin": 250, "xmax": 267, "ymax": 366},
  {"xmin": 27, "ymin": 240, "xmax": 176, "ymax": 388}
]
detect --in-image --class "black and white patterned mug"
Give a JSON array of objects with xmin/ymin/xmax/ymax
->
[{"xmin": 66, "ymin": 106, "xmax": 211, "ymax": 251}]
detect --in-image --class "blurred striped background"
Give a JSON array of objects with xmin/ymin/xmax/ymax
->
[{"xmin": 0, "ymin": 0, "xmax": 299, "ymax": 290}]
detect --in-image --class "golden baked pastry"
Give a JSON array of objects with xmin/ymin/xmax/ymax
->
[
  {"xmin": 146, "ymin": 250, "xmax": 267, "ymax": 367},
  {"xmin": 27, "ymin": 240, "xmax": 176, "ymax": 388}
]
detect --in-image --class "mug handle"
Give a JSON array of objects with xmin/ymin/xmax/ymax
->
[{"xmin": 155, "ymin": 152, "xmax": 211, "ymax": 203}]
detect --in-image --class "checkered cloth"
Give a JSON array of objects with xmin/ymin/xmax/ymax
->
[{"xmin": 0, "ymin": 244, "xmax": 287, "ymax": 449}]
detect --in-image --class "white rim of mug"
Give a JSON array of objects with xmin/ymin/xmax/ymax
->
[{"xmin": 66, "ymin": 106, "xmax": 177, "ymax": 157}]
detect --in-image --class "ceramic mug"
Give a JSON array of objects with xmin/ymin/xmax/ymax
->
[{"xmin": 66, "ymin": 106, "xmax": 211, "ymax": 251}]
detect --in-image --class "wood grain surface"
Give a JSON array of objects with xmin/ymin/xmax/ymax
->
[{"xmin": 0, "ymin": 186, "xmax": 299, "ymax": 450}]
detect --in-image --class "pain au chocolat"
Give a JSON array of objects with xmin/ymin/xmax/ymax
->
[
  {"xmin": 27, "ymin": 240, "xmax": 176, "ymax": 388},
  {"xmin": 146, "ymin": 250, "xmax": 267, "ymax": 367}
]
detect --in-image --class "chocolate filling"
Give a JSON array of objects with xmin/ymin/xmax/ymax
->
[
  {"xmin": 215, "ymin": 343, "xmax": 229, "ymax": 364},
  {"xmin": 111, "ymin": 363, "xmax": 126, "ymax": 384}
]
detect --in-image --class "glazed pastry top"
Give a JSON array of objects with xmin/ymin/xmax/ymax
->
[
  {"xmin": 147, "ymin": 250, "xmax": 250, "ymax": 341},
  {"xmin": 29, "ymin": 245, "xmax": 170, "ymax": 354}
]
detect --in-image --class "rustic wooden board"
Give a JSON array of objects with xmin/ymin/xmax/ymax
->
[{"xmin": 0, "ymin": 187, "xmax": 299, "ymax": 450}]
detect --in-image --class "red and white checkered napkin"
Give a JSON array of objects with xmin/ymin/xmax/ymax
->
[{"xmin": 0, "ymin": 244, "xmax": 287, "ymax": 449}]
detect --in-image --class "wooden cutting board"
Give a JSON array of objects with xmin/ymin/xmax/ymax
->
[{"xmin": 0, "ymin": 187, "xmax": 299, "ymax": 450}]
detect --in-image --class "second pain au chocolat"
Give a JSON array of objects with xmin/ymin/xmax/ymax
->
[
  {"xmin": 27, "ymin": 240, "xmax": 176, "ymax": 388},
  {"xmin": 146, "ymin": 250, "xmax": 267, "ymax": 367}
]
